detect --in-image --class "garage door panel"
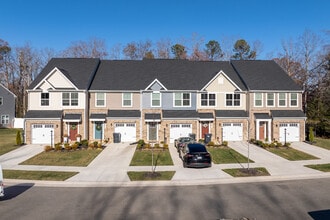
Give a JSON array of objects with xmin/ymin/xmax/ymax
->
[
  {"xmin": 279, "ymin": 123, "xmax": 299, "ymax": 142},
  {"xmin": 170, "ymin": 124, "xmax": 192, "ymax": 143},
  {"xmin": 31, "ymin": 124, "xmax": 54, "ymax": 144},
  {"xmin": 114, "ymin": 123, "xmax": 136, "ymax": 142},
  {"xmin": 222, "ymin": 123, "xmax": 243, "ymax": 141}
]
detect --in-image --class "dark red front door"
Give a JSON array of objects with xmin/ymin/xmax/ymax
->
[
  {"xmin": 70, "ymin": 123, "xmax": 78, "ymax": 141},
  {"xmin": 202, "ymin": 122, "xmax": 209, "ymax": 138}
]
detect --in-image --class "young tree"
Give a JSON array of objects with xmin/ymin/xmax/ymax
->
[
  {"xmin": 156, "ymin": 38, "xmax": 171, "ymax": 59},
  {"xmin": 232, "ymin": 39, "xmax": 256, "ymax": 60},
  {"xmin": 171, "ymin": 44, "xmax": 187, "ymax": 59},
  {"xmin": 205, "ymin": 40, "xmax": 223, "ymax": 61}
]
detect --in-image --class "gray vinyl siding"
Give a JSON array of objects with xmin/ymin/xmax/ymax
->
[
  {"xmin": 0, "ymin": 85, "xmax": 16, "ymax": 128},
  {"xmin": 142, "ymin": 92, "xmax": 197, "ymax": 110}
]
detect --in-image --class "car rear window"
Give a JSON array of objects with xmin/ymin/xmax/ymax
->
[{"xmin": 188, "ymin": 144, "xmax": 207, "ymax": 153}]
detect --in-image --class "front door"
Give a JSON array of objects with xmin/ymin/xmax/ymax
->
[
  {"xmin": 69, "ymin": 123, "xmax": 78, "ymax": 141},
  {"xmin": 202, "ymin": 122, "xmax": 209, "ymax": 138},
  {"xmin": 94, "ymin": 122, "xmax": 103, "ymax": 140},
  {"xmin": 259, "ymin": 122, "xmax": 265, "ymax": 140},
  {"xmin": 148, "ymin": 122, "xmax": 157, "ymax": 141}
]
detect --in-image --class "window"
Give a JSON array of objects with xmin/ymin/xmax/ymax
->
[
  {"xmin": 0, "ymin": 97, "xmax": 3, "ymax": 105},
  {"xmin": 278, "ymin": 93, "xmax": 286, "ymax": 107},
  {"xmin": 226, "ymin": 93, "xmax": 240, "ymax": 106},
  {"xmin": 174, "ymin": 93, "xmax": 190, "ymax": 107},
  {"xmin": 290, "ymin": 93, "xmax": 298, "ymax": 106},
  {"xmin": 254, "ymin": 93, "xmax": 263, "ymax": 107},
  {"xmin": 96, "ymin": 93, "xmax": 105, "ymax": 106},
  {"xmin": 267, "ymin": 93, "xmax": 274, "ymax": 107},
  {"xmin": 62, "ymin": 92, "xmax": 78, "ymax": 106},
  {"xmin": 123, "ymin": 93, "xmax": 132, "ymax": 107},
  {"xmin": 41, "ymin": 93, "xmax": 49, "ymax": 106},
  {"xmin": 201, "ymin": 93, "xmax": 216, "ymax": 106},
  {"xmin": 1, "ymin": 115, "xmax": 9, "ymax": 124},
  {"xmin": 151, "ymin": 92, "xmax": 161, "ymax": 107}
]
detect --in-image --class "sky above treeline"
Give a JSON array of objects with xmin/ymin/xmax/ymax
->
[{"xmin": 2, "ymin": 0, "xmax": 330, "ymax": 59}]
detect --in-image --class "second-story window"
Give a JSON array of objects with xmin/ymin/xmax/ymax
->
[
  {"xmin": 290, "ymin": 93, "xmax": 298, "ymax": 106},
  {"xmin": 151, "ymin": 92, "xmax": 161, "ymax": 107},
  {"xmin": 96, "ymin": 93, "xmax": 105, "ymax": 107},
  {"xmin": 41, "ymin": 93, "xmax": 49, "ymax": 106},
  {"xmin": 267, "ymin": 93, "xmax": 274, "ymax": 107},
  {"xmin": 201, "ymin": 93, "xmax": 216, "ymax": 106},
  {"xmin": 62, "ymin": 92, "xmax": 78, "ymax": 106},
  {"xmin": 278, "ymin": 93, "xmax": 286, "ymax": 107},
  {"xmin": 226, "ymin": 93, "xmax": 240, "ymax": 106},
  {"xmin": 254, "ymin": 93, "xmax": 263, "ymax": 107},
  {"xmin": 123, "ymin": 93, "xmax": 132, "ymax": 107},
  {"xmin": 174, "ymin": 93, "xmax": 190, "ymax": 107}
]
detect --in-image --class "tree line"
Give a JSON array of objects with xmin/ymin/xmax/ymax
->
[{"xmin": 0, "ymin": 30, "xmax": 329, "ymax": 136}]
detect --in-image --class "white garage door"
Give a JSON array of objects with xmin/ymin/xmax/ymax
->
[
  {"xmin": 222, "ymin": 123, "xmax": 243, "ymax": 141},
  {"xmin": 31, "ymin": 124, "xmax": 54, "ymax": 144},
  {"xmin": 170, "ymin": 124, "xmax": 192, "ymax": 143},
  {"xmin": 114, "ymin": 123, "xmax": 136, "ymax": 142},
  {"xmin": 279, "ymin": 123, "xmax": 300, "ymax": 142}
]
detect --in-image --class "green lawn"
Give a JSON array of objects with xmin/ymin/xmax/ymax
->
[
  {"xmin": 130, "ymin": 148, "xmax": 173, "ymax": 166},
  {"xmin": 207, "ymin": 146, "xmax": 254, "ymax": 164},
  {"xmin": 3, "ymin": 169, "xmax": 78, "ymax": 181},
  {"xmin": 267, "ymin": 147, "xmax": 319, "ymax": 161},
  {"xmin": 127, "ymin": 171, "xmax": 175, "ymax": 181},
  {"xmin": 20, "ymin": 149, "xmax": 102, "ymax": 166},
  {"xmin": 223, "ymin": 167, "xmax": 270, "ymax": 177},
  {"xmin": 305, "ymin": 163, "xmax": 330, "ymax": 172},
  {"xmin": 0, "ymin": 128, "xmax": 22, "ymax": 155},
  {"xmin": 314, "ymin": 137, "xmax": 330, "ymax": 150}
]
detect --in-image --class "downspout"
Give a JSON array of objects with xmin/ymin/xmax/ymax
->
[{"xmin": 140, "ymin": 90, "xmax": 143, "ymax": 140}]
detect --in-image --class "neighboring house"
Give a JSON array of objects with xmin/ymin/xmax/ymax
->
[
  {"xmin": 0, "ymin": 84, "xmax": 16, "ymax": 128},
  {"xmin": 24, "ymin": 58, "xmax": 305, "ymax": 145}
]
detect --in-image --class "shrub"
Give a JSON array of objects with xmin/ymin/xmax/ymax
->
[
  {"xmin": 64, "ymin": 143, "xmax": 71, "ymax": 150},
  {"xmin": 269, "ymin": 142, "xmax": 276, "ymax": 148},
  {"xmin": 16, "ymin": 130, "xmax": 23, "ymax": 145},
  {"xmin": 163, "ymin": 143, "xmax": 169, "ymax": 149},
  {"xmin": 44, "ymin": 145, "xmax": 52, "ymax": 152},
  {"xmin": 72, "ymin": 143, "xmax": 79, "ymax": 150},
  {"xmin": 81, "ymin": 139, "xmax": 88, "ymax": 147},
  {"xmin": 93, "ymin": 141, "xmax": 98, "ymax": 148},
  {"xmin": 276, "ymin": 142, "xmax": 283, "ymax": 148},
  {"xmin": 284, "ymin": 142, "xmax": 291, "ymax": 148},
  {"xmin": 249, "ymin": 138, "xmax": 255, "ymax": 144},
  {"xmin": 207, "ymin": 141, "xmax": 215, "ymax": 147},
  {"xmin": 88, "ymin": 143, "xmax": 95, "ymax": 149},
  {"xmin": 97, "ymin": 142, "xmax": 103, "ymax": 149},
  {"xmin": 154, "ymin": 143, "xmax": 160, "ymax": 148},
  {"xmin": 309, "ymin": 127, "xmax": 314, "ymax": 142},
  {"xmin": 54, "ymin": 143, "xmax": 62, "ymax": 151}
]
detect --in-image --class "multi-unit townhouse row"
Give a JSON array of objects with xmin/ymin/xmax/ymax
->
[{"xmin": 24, "ymin": 58, "xmax": 306, "ymax": 145}]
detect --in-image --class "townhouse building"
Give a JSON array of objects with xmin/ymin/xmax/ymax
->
[{"xmin": 24, "ymin": 58, "xmax": 305, "ymax": 145}]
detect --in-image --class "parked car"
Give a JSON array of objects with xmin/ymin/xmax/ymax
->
[
  {"xmin": 182, "ymin": 143, "xmax": 212, "ymax": 168},
  {"xmin": 0, "ymin": 164, "xmax": 4, "ymax": 198},
  {"xmin": 174, "ymin": 137, "xmax": 194, "ymax": 152}
]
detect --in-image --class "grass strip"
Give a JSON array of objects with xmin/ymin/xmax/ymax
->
[
  {"xmin": 127, "ymin": 171, "xmax": 175, "ymax": 181},
  {"xmin": 223, "ymin": 167, "xmax": 270, "ymax": 177},
  {"xmin": 207, "ymin": 146, "xmax": 254, "ymax": 164},
  {"xmin": 305, "ymin": 163, "xmax": 330, "ymax": 172},
  {"xmin": 267, "ymin": 147, "xmax": 318, "ymax": 161},
  {"xmin": 3, "ymin": 169, "xmax": 78, "ymax": 181},
  {"xmin": 130, "ymin": 149, "xmax": 173, "ymax": 166}
]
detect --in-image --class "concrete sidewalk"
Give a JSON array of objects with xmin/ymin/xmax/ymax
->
[{"xmin": 1, "ymin": 141, "xmax": 330, "ymax": 187}]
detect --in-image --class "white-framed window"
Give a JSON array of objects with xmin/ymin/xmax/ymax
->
[
  {"xmin": 201, "ymin": 93, "xmax": 216, "ymax": 106},
  {"xmin": 290, "ymin": 93, "xmax": 298, "ymax": 107},
  {"xmin": 278, "ymin": 93, "xmax": 286, "ymax": 107},
  {"xmin": 226, "ymin": 93, "xmax": 240, "ymax": 106},
  {"xmin": 266, "ymin": 93, "xmax": 274, "ymax": 107},
  {"xmin": 174, "ymin": 93, "xmax": 190, "ymax": 107},
  {"xmin": 151, "ymin": 92, "xmax": 161, "ymax": 107},
  {"xmin": 0, "ymin": 97, "xmax": 3, "ymax": 105},
  {"xmin": 1, "ymin": 115, "xmax": 9, "ymax": 124},
  {"xmin": 122, "ymin": 93, "xmax": 132, "ymax": 107},
  {"xmin": 254, "ymin": 93, "xmax": 263, "ymax": 107},
  {"xmin": 62, "ymin": 92, "xmax": 78, "ymax": 106},
  {"xmin": 41, "ymin": 93, "xmax": 49, "ymax": 106},
  {"xmin": 96, "ymin": 93, "xmax": 105, "ymax": 107}
]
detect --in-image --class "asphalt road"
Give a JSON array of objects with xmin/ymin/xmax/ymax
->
[{"xmin": 1, "ymin": 178, "xmax": 330, "ymax": 220}]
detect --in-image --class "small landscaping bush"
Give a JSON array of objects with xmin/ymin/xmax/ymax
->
[
  {"xmin": 54, "ymin": 143, "xmax": 62, "ymax": 151},
  {"xmin": 44, "ymin": 145, "xmax": 52, "ymax": 152},
  {"xmin": 222, "ymin": 141, "xmax": 228, "ymax": 147},
  {"xmin": 64, "ymin": 143, "xmax": 71, "ymax": 151},
  {"xmin": 207, "ymin": 141, "xmax": 215, "ymax": 147},
  {"xmin": 16, "ymin": 130, "xmax": 23, "ymax": 146},
  {"xmin": 81, "ymin": 139, "xmax": 88, "ymax": 147}
]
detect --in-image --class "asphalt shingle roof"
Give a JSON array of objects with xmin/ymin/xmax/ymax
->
[
  {"xmin": 90, "ymin": 59, "xmax": 247, "ymax": 91},
  {"xmin": 271, "ymin": 110, "xmax": 306, "ymax": 118},
  {"xmin": 162, "ymin": 110, "xmax": 199, "ymax": 119},
  {"xmin": 215, "ymin": 110, "xmax": 249, "ymax": 118},
  {"xmin": 231, "ymin": 60, "xmax": 302, "ymax": 91},
  {"xmin": 29, "ymin": 58, "xmax": 100, "ymax": 90},
  {"xmin": 107, "ymin": 110, "xmax": 141, "ymax": 118},
  {"xmin": 25, "ymin": 110, "xmax": 63, "ymax": 119}
]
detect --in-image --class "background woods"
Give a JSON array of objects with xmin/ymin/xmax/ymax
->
[{"xmin": 0, "ymin": 31, "xmax": 329, "ymax": 136}]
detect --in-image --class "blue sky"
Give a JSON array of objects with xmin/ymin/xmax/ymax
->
[{"xmin": 2, "ymin": 0, "xmax": 329, "ymax": 58}]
